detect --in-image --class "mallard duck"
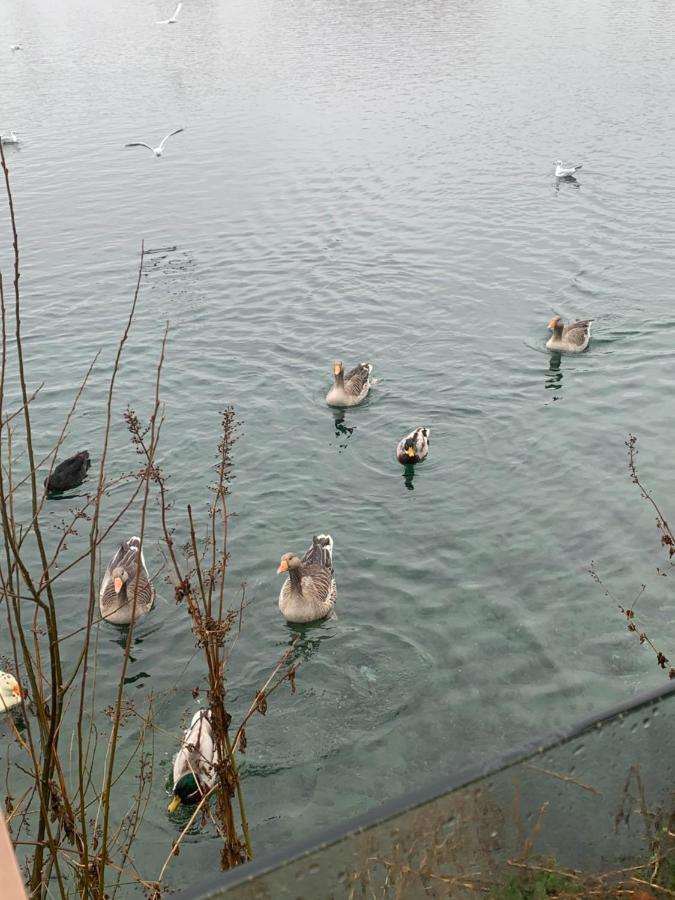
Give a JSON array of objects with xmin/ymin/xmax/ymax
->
[
  {"xmin": 277, "ymin": 534, "xmax": 336, "ymax": 623},
  {"xmin": 325, "ymin": 361, "xmax": 373, "ymax": 407},
  {"xmin": 45, "ymin": 450, "xmax": 90, "ymax": 494},
  {"xmin": 396, "ymin": 427, "xmax": 430, "ymax": 464},
  {"xmin": 99, "ymin": 537, "xmax": 155, "ymax": 625},
  {"xmin": 546, "ymin": 316, "xmax": 592, "ymax": 352},
  {"xmin": 0, "ymin": 672, "xmax": 21, "ymax": 712},
  {"xmin": 168, "ymin": 709, "xmax": 216, "ymax": 813},
  {"xmin": 555, "ymin": 160, "xmax": 582, "ymax": 178}
]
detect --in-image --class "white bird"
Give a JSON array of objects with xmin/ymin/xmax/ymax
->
[
  {"xmin": 1, "ymin": 132, "xmax": 19, "ymax": 145},
  {"xmin": 10, "ymin": 44, "xmax": 22, "ymax": 52},
  {"xmin": 555, "ymin": 159, "xmax": 582, "ymax": 178},
  {"xmin": 0, "ymin": 672, "xmax": 21, "ymax": 713},
  {"xmin": 125, "ymin": 128, "xmax": 184, "ymax": 157},
  {"xmin": 157, "ymin": 2, "xmax": 182, "ymax": 24}
]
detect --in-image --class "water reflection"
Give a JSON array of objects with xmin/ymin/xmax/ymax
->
[
  {"xmin": 402, "ymin": 464, "xmax": 416, "ymax": 491},
  {"xmin": 555, "ymin": 175, "xmax": 581, "ymax": 193},
  {"xmin": 545, "ymin": 352, "xmax": 563, "ymax": 397},
  {"xmin": 333, "ymin": 411, "xmax": 355, "ymax": 451},
  {"xmin": 285, "ymin": 622, "xmax": 333, "ymax": 663}
]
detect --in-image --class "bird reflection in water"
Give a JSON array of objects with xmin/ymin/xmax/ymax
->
[
  {"xmin": 545, "ymin": 352, "xmax": 563, "ymax": 398},
  {"xmin": 402, "ymin": 463, "xmax": 416, "ymax": 491},
  {"xmin": 285, "ymin": 621, "xmax": 334, "ymax": 663},
  {"xmin": 555, "ymin": 175, "xmax": 581, "ymax": 194},
  {"xmin": 333, "ymin": 411, "xmax": 355, "ymax": 452}
]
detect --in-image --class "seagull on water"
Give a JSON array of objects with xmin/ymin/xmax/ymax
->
[
  {"xmin": 125, "ymin": 128, "xmax": 184, "ymax": 157},
  {"xmin": 10, "ymin": 44, "xmax": 22, "ymax": 52},
  {"xmin": 555, "ymin": 159, "xmax": 582, "ymax": 178},
  {"xmin": 1, "ymin": 132, "xmax": 19, "ymax": 145},
  {"xmin": 157, "ymin": 2, "xmax": 182, "ymax": 24}
]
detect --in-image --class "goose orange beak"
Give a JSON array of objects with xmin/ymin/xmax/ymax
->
[
  {"xmin": 276, "ymin": 560, "xmax": 289, "ymax": 574},
  {"xmin": 333, "ymin": 363, "xmax": 342, "ymax": 375},
  {"xmin": 114, "ymin": 577, "xmax": 123, "ymax": 594},
  {"xmin": 547, "ymin": 318, "xmax": 558, "ymax": 330},
  {"xmin": 167, "ymin": 796, "xmax": 181, "ymax": 813},
  {"xmin": 12, "ymin": 684, "xmax": 21, "ymax": 698}
]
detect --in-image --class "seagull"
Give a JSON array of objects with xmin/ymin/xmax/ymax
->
[
  {"xmin": 10, "ymin": 44, "xmax": 22, "ymax": 52},
  {"xmin": 125, "ymin": 128, "xmax": 184, "ymax": 157},
  {"xmin": 157, "ymin": 2, "xmax": 182, "ymax": 24},
  {"xmin": 1, "ymin": 132, "xmax": 19, "ymax": 145},
  {"xmin": 555, "ymin": 159, "xmax": 582, "ymax": 178}
]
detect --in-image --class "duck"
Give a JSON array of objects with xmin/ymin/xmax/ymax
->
[
  {"xmin": 325, "ymin": 360, "xmax": 373, "ymax": 407},
  {"xmin": 0, "ymin": 672, "xmax": 21, "ymax": 712},
  {"xmin": 168, "ymin": 709, "xmax": 216, "ymax": 813},
  {"xmin": 99, "ymin": 537, "xmax": 155, "ymax": 625},
  {"xmin": 546, "ymin": 316, "xmax": 592, "ymax": 352},
  {"xmin": 1, "ymin": 132, "xmax": 19, "ymax": 145},
  {"xmin": 277, "ymin": 534, "xmax": 336, "ymax": 623},
  {"xmin": 396, "ymin": 427, "xmax": 430, "ymax": 464},
  {"xmin": 555, "ymin": 160, "xmax": 582, "ymax": 178},
  {"xmin": 45, "ymin": 450, "xmax": 90, "ymax": 494}
]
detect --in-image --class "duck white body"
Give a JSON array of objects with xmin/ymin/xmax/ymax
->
[
  {"xmin": 325, "ymin": 361, "xmax": 373, "ymax": 407},
  {"xmin": 0, "ymin": 672, "xmax": 21, "ymax": 712},
  {"xmin": 546, "ymin": 316, "xmax": 592, "ymax": 352},
  {"xmin": 396, "ymin": 427, "xmax": 430, "ymax": 464},
  {"xmin": 277, "ymin": 535, "xmax": 336, "ymax": 623},
  {"xmin": 168, "ymin": 709, "xmax": 216, "ymax": 812},
  {"xmin": 555, "ymin": 160, "xmax": 582, "ymax": 178}
]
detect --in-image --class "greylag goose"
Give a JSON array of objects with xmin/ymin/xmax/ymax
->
[
  {"xmin": 396, "ymin": 427, "xmax": 430, "ymax": 464},
  {"xmin": 555, "ymin": 160, "xmax": 582, "ymax": 177},
  {"xmin": 45, "ymin": 450, "xmax": 90, "ymax": 494},
  {"xmin": 99, "ymin": 537, "xmax": 155, "ymax": 624},
  {"xmin": 277, "ymin": 534, "xmax": 336, "ymax": 623},
  {"xmin": 546, "ymin": 316, "xmax": 592, "ymax": 352},
  {"xmin": 325, "ymin": 361, "xmax": 373, "ymax": 407},
  {"xmin": 168, "ymin": 709, "xmax": 216, "ymax": 813},
  {"xmin": 0, "ymin": 672, "xmax": 21, "ymax": 712}
]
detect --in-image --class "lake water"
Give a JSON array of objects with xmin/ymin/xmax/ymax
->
[{"xmin": 2, "ymin": 0, "xmax": 675, "ymax": 893}]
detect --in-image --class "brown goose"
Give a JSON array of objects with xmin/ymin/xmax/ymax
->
[
  {"xmin": 99, "ymin": 537, "xmax": 155, "ymax": 625},
  {"xmin": 277, "ymin": 534, "xmax": 336, "ymax": 623},
  {"xmin": 396, "ymin": 427, "xmax": 430, "ymax": 464},
  {"xmin": 325, "ymin": 361, "xmax": 373, "ymax": 407},
  {"xmin": 546, "ymin": 316, "xmax": 592, "ymax": 353}
]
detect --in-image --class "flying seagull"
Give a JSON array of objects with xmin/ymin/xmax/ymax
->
[
  {"xmin": 157, "ymin": 2, "xmax": 182, "ymax": 24},
  {"xmin": 125, "ymin": 128, "xmax": 184, "ymax": 157},
  {"xmin": 555, "ymin": 159, "xmax": 582, "ymax": 178},
  {"xmin": 10, "ymin": 44, "xmax": 22, "ymax": 52},
  {"xmin": 1, "ymin": 132, "xmax": 19, "ymax": 145}
]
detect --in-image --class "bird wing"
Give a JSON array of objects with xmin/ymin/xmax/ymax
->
[
  {"xmin": 158, "ymin": 128, "xmax": 184, "ymax": 150},
  {"xmin": 173, "ymin": 2, "xmax": 183, "ymax": 18},
  {"xmin": 565, "ymin": 319, "xmax": 592, "ymax": 343},
  {"xmin": 344, "ymin": 363, "xmax": 371, "ymax": 396},
  {"xmin": 125, "ymin": 142, "xmax": 154, "ymax": 152}
]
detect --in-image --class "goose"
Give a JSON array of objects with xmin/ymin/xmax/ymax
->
[
  {"xmin": 555, "ymin": 160, "xmax": 582, "ymax": 178},
  {"xmin": 1, "ymin": 132, "xmax": 18, "ymax": 145},
  {"xmin": 168, "ymin": 709, "xmax": 216, "ymax": 813},
  {"xmin": 99, "ymin": 537, "xmax": 155, "ymax": 625},
  {"xmin": 157, "ymin": 2, "xmax": 183, "ymax": 24},
  {"xmin": 546, "ymin": 316, "xmax": 592, "ymax": 352},
  {"xmin": 0, "ymin": 672, "xmax": 21, "ymax": 712},
  {"xmin": 396, "ymin": 427, "xmax": 430, "ymax": 464},
  {"xmin": 277, "ymin": 534, "xmax": 336, "ymax": 623},
  {"xmin": 45, "ymin": 450, "xmax": 90, "ymax": 494},
  {"xmin": 125, "ymin": 128, "xmax": 184, "ymax": 157},
  {"xmin": 325, "ymin": 360, "xmax": 373, "ymax": 407}
]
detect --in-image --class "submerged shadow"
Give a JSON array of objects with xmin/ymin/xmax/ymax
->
[
  {"xmin": 284, "ymin": 621, "xmax": 334, "ymax": 662},
  {"xmin": 545, "ymin": 352, "xmax": 563, "ymax": 397},
  {"xmin": 401, "ymin": 463, "xmax": 416, "ymax": 491},
  {"xmin": 333, "ymin": 410, "xmax": 355, "ymax": 451}
]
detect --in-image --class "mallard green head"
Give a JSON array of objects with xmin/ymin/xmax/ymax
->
[{"xmin": 168, "ymin": 772, "xmax": 201, "ymax": 812}]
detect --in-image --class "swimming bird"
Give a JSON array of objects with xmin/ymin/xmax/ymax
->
[
  {"xmin": 555, "ymin": 160, "xmax": 582, "ymax": 178},
  {"xmin": 10, "ymin": 45, "xmax": 22, "ymax": 52},
  {"xmin": 1, "ymin": 132, "xmax": 19, "ymax": 145},
  {"xmin": 125, "ymin": 128, "xmax": 184, "ymax": 157},
  {"xmin": 99, "ymin": 537, "xmax": 155, "ymax": 625},
  {"xmin": 168, "ymin": 709, "xmax": 216, "ymax": 813},
  {"xmin": 157, "ymin": 2, "xmax": 182, "ymax": 24},
  {"xmin": 396, "ymin": 427, "xmax": 430, "ymax": 464},
  {"xmin": 325, "ymin": 360, "xmax": 373, "ymax": 407},
  {"xmin": 277, "ymin": 535, "xmax": 336, "ymax": 623},
  {"xmin": 546, "ymin": 316, "xmax": 592, "ymax": 352},
  {"xmin": 0, "ymin": 672, "xmax": 21, "ymax": 713},
  {"xmin": 45, "ymin": 450, "xmax": 90, "ymax": 494}
]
